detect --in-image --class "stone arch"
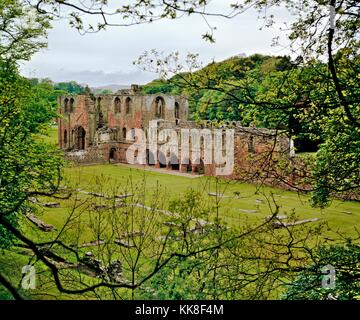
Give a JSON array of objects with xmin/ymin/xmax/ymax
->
[
  {"xmin": 69, "ymin": 98, "xmax": 75, "ymax": 112},
  {"xmin": 114, "ymin": 97, "xmax": 121, "ymax": 113},
  {"xmin": 174, "ymin": 102, "xmax": 180, "ymax": 119},
  {"xmin": 154, "ymin": 96, "xmax": 165, "ymax": 118},
  {"xmin": 74, "ymin": 126, "xmax": 86, "ymax": 150},
  {"xmin": 64, "ymin": 98, "xmax": 69, "ymax": 113},
  {"xmin": 125, "ymin": 97, "xmax": 132, "ymax": 114}
]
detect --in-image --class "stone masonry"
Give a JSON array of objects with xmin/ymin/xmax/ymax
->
[{"xmin": 58, "ymin": 85, "xmax": 292, "ymax": 180}]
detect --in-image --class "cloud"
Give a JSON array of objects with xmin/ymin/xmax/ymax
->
[
  {"xmin": 19, "ymin": 2, "xmax": 294, "ymax": 86},
  {"xmin": 37, "ymin": 69, "xmax": 157, "ymax": 86}
]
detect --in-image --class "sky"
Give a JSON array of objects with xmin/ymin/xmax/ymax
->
[{"xmin": 20, "ymin": 1, "xmax": 294, "ymax": 87}]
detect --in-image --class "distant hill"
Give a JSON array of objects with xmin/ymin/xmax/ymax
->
[{"xmin": 91, "ymin": 84, "xmax": 130, "ymax": 94}]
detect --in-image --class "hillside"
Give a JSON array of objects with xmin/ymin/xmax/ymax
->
[{"xmin": 141, "ymin": 54, "xmax": 293, "ymax": 125}]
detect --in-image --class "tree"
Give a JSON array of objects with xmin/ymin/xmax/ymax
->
[
  {"xmin": 131, "ymin": 1, "xmax": 359, "ymax": 206},
  {"xmin": 0, "ymin": 0, "xmax": 49, "ymax": 62},
  {"xmin": 0, "ymin": 0, "xmax": 63, "ymax": 294},
  {"xmin": 1, "ymin": 0, "xmax": 359, "ymax": 299},
  {"xmin": 285, "ymin": 242, "xmax": 360, "ymax": 300},
  {"xmin": 54, "ymin": 81, "xmax": 85, "ymax": 95},
  {"xmin": 0, "ymin": 60, "xmax": 63, "ymax": 248}
]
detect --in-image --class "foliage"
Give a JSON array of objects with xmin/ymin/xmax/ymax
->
[
  {"xmin": 53, "ymin": 81, "xmax": 86, "ymax": 95},
  {"xmin": 0, "ymin": 0, "xmax": 359, "ymax": 299},
  {"xmin": 139, "ymin": 49, "xmax": 359, "ymax": 206},
  {"xmin": 285, "ymin": 242, "xmax": 360, "ymax": 300},
  {"xmin": 141, "ymin": 54, "xmax": 293, "ymax": 122},
  {"xmin": 0, "ymin": 0, "xmax": 50, "ymax": 62},
  {"xmin": 0, "ymin": 61, "xmax": 64, "ymax": 248}
]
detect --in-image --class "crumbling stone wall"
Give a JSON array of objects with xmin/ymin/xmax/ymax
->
[
  {"xmin": 58, "ymin": 85, "xmax": 294, "ymax": 188},
  {"xmin": 58, "ymin": 85, "xmax": 188, "ymax": 162}
]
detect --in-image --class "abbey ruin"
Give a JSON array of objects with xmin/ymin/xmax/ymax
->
[{"xmin": 58, "ymin": 85, "xmax": 293, "ymax": 179}]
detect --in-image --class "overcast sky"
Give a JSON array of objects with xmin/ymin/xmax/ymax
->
[{"xmin": 19, "ymin": 1, "xmax": 293, "ymax": 87}]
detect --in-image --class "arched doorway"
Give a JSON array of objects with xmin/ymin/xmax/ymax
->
[
  {"xmin": 109, "ymin": 148, "xmax": 116, "ymax": 162},
  {"xmin": 75, "ymin": 126, "xmax": 86, "ymax": 150}
]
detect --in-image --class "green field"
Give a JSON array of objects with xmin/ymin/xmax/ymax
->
[
  {"xmin": 1, "ymin": 126, "xmax": 359, "ymax": 300},
  {"xmin": 39, "ymin": 126, "xmax": 360, "ymax": 236},
  {"xmin": 56, "ymin": 163, "xmax": 360, "ymax": 233}
]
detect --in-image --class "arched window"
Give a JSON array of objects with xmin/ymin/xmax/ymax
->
[
  {"xmin": 174, "ymin": 102, "xmax": 180, "ymax": 119},
  {"xmin": 122, "ymin": 128, "xmax": 127, "ymax": 140},
  {"xmin": 64, "ymin": 129, "xmax": 68, "ymax": 146},
  {"xmin": 155, "ymin": 97, "xmax": 165, "ymax": 118},
  {"xmin": 69, "ymin": 98, "xmax": 75, "ymax": 112},
  {"xmin": 97, "ymin": 97, "xmax": 102, "ymax": 108},
  {"xmin": 64, "ymin": 98, "xmax": 69, "ymax": 113},
  {"xmin": 114, "ymin": 97, "xmax": 121, "ymax": 113},
  {"xmin": 125, "ymin": 97, "xmax": 132, "ymax": 114}
]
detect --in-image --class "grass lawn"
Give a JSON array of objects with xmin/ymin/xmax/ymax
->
[
  {"xmin": 35, "ymin": 125, "xmax": 360, "ymax": 238},
  {"xmin": 1, "ymin": 126, "xmax": 359, "ymax": 300},
  {"xmin": 57, "ymin": 163, "xmax": 360, "ymax": 237}
]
